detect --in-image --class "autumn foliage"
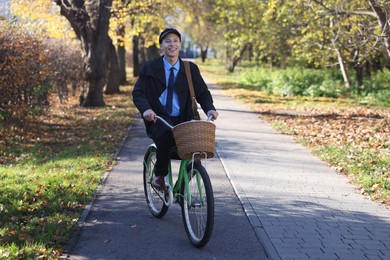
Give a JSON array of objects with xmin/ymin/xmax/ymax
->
[
  {"xmin": 0, "ymin": 29, "xmax": 50, "ymax": 123},
  {"xmin": 45, "ymin": 38, "xmax": 83, "ymax": 103},
  {"xmin": 0, "ymin": 27, "xmax": 83, "ymax": 125}
]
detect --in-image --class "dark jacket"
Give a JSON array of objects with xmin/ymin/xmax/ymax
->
[{"xmin": 132, "ymin": 56, "xmax": 216, "ymax": 139}]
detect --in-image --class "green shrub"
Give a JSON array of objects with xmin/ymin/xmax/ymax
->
[
  {"xmin": 348, "ymin": 69, "xmax": 390, "ymax": 106},
  {"xmin": 237, "ymin": 66, "xmax": 389, "ymax": 105},
  {"xmin": 271, "ymin": 68, "xmax": 325, "ymax": 96},
  {"xmin": 364, "ymin": 69, "xmax": 390, "ymax": 92},
  {"xmin": 240, "ymin": 69, "xmax": 274, "ymax": 93},
  {"xmin": 305, "ymin": 79, "xmax": 346, "ymax": 98},
  {"xmin": 240, "ymin": 67, "xmax": 344, "ymax": 97},
  {"xmin": 361, "ymin": 89, "xmax": 390, "ymax": 106}
]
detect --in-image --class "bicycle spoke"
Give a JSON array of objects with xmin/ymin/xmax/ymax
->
[
  {"xmin": 143, "ymin": 145, "xmax": 168, "ymax": 218},
  {"xmin": 181, "ymin": 161, "xmax": 214, "ymax": 248}
]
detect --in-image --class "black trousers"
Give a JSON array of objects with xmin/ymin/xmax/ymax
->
[{"xmin": 153, "ymin": 116, "xmax": 181, "ymax": 177}]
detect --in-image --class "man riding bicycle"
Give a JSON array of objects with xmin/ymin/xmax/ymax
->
[{"xmin": 132, "ymin": 28, "xmax": 218, "ymax": 192}]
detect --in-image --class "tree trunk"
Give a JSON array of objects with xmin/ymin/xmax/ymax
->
[
  {"xmin": 372, "ymin": 55, "xmax": 383, "ymax": 72},
  {"xmin": 105, "ymin": 37, "xmax": 120, "ymax": 94},
  {"xmin": 133, "ymin": 35, "xmax": 141, "ymax": 77},
  {"xmin": 139, "ymin": 37, "xmax": 147, "ymax": 66},
  {"xmin": 226, "ymin": 44, "xmax": 249, "ymax": 72},
  {"xmin": 146, "ymin": 44, "xmax": 160, "ymax": 60},
  {"xmin": 365, "ymin": 61, "xmax": 371, "ymax": 78},
  {"xmin": 116, "ymin": 26, "xmax": 127, "ymax": 85},
  {"xmin": 255, "ymin": 52, "xmax": 261, "ymax": 69},
  {"xmin": 354, "ymin": 65, "xmax": 364, "ymax": 86},
  {"xmin": 79, "ymin": 34, "xmax": 107, "ymax": 106},
  {"xmin": 334, "ymin": 42, "xmax": 351, "ymax": 88},
  {"xmin": 329, "ymin": 17, "xmax": 351, "ymax": 88},
  {"xmin": 117, "ymin": 44, "xmax": 127, "ymax": 84},
  {"xmin": 200, "ymin": 45, "xmax": 208, "ymax": 63},
  {"xmin": 55, "ymin": 0, "xmax": 113, "ymax": 107},
  {"xmin": 247, "ymin": 43, "xmax": 253, "ymax": 62},
  {"xmin": 369, "ymin": 0, "xmax": 390, "ymax": 60}
]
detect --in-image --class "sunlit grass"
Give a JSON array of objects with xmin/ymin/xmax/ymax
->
[{"xmin": 0, "ymin": 85, "xmax": 136, "ymax": 259}]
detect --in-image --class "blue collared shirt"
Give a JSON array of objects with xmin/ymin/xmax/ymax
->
[{"xmin": 159, "ymin": 57, "xmax": 180, "ymax": 116}]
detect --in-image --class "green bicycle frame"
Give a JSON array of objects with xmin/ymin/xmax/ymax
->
[
  {"xmin": 169, "ymin": 158, "xmax": 191, "ymax": 205},
  {"xmin": 144, "ymin": 145, "xmax": 206, "ymax": 208}
]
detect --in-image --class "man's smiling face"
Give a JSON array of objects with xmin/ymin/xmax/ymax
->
[{"xmin": 161, "ymin": 33, "xmax": 181, "ymax": 59}]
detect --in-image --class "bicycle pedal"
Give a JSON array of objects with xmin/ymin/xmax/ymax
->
[{"xmin": 163, "ymin": 185, "xmax": 173, "ymax": 207}]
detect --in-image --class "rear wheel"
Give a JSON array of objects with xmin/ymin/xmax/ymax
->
[
  {"xmin": 181, "ymin": 160, "xmax": 214, "ymax": 247},
  {"xmin": 143, "ymin": 144, "xmax": 168, "ymax": 218}
]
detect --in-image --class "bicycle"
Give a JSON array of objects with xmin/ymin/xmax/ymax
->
[{"xmin": 143, "ymin": 116, "xmax": 215, "ymax": 248}]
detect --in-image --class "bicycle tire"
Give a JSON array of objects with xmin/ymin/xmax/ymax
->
[
  {"xmin": 181, "ymin": 160, "xmax": 214, "ymax": 247},
  {"xmin": 143, "ymin": 144, "xmax": 168, "ymax": 218}
]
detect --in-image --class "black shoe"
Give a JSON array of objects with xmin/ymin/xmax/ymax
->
[{"xmin": 152, "ymin": 176, "xmax": 167, "ymax": 192}]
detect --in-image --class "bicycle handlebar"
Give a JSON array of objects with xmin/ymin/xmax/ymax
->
[
  {"xmin": 155, "ymin": 116, "xmax": 174, "ymax": 129},
  {"xmin": 155, "ymin": 115, "xmax": 214, "ymax": 130}
]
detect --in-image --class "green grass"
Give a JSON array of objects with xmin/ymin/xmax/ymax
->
[
  {"xmin": 0, "ymin": 156, "xmax": 105, "ymax": 257},
  {"xmin": 271, "ymin": 122, "xmax": 293, "ymax": 135},
  {"xmin": 315, "ymin": 145, "xmax": 389, "ymax": 200},
  {"xmin": 0, "ymin": 86, "xmax": 136, "ymax": 259}
]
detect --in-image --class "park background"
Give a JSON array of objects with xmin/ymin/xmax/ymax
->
[{"xmin": 0, "ymin": 0, "xmax": 389, "ymax": 259}]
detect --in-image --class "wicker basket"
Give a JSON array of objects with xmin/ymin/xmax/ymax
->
[{"xmin": 172, "ymin": 120, "xmax": 216, "ymax": 159}]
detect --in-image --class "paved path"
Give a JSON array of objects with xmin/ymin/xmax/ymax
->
[
  {"xmin": 211, "ymin": 84, "xmax": 390, "ymax": 259},
  {"xmin": 65, "ymin": 83, "xmax": 390, "ymax": 260},
  {"xmin": 64, "ymin": 85, "xmax": 268, "ymax": 259}
]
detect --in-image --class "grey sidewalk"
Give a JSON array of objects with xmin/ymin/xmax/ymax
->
[
  {"xmin": 66, "ymin": 82, "xmax": 390, "ymax": 260},
  {"xmin": 64, "ymin": 86, "xmax": 268, "ymax": 259},
  {"xmin": 211, "ymin": 84, "xmax": 390, "ymax": 259}
]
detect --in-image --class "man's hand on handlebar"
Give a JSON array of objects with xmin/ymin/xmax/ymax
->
[
  {"xmin": 207, "ymin": 110, "xmax": 219, "ymax": 121},
  {"xmin": 143, "ymin": 109, "xmax": 157, "ymax": 122},
  {"xmin": 144, "ymin": 109, "xmax": 218, "ymax": 122}
]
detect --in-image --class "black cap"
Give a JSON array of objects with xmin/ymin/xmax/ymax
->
[{"xmin": 159, "ymin": 28, "xmax": 181, "ymax": 44}]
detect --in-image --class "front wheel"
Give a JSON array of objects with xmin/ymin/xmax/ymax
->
[
  {"xmin": 181, "ymin": 160, "xmax": 214, "ymax": 247},
  {"xmin": 143, "ymin": 144, "xmax": 168, "ymax": 218}
]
